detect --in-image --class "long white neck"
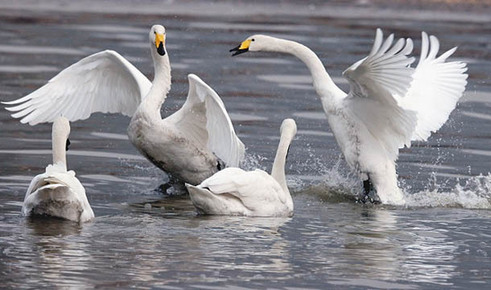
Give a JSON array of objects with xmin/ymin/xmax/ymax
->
[
  {"xmin": 52, "ymin": 126, "xmax": 68, "ymax": 170},
  {"xmin": 266, "ymin": 38, "xmax": 345, "ymax": 108},
  {"xmin": 271, "ymin": 129, "xmax": 294, "ymax": 205},
  {"xmin": 138, "ymin": 49, "xmax": 172, "ymax": 121}
]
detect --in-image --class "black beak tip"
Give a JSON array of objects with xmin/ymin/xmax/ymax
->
[
  {"xmin": 157, "ymin": 43, "xmax": 166, "ymax": 56},
  {"xmin": 66, "ymin": 139, "xmax": 71, "ymax": 151},
  {"xmin": 229, "ymin": 45, "xmax": 248, "ymax": 57},
  {"xmin": 229, "ymin": 45, "xmax": 239, "ymax": 53}
]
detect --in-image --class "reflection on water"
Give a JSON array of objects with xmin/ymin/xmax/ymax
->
[
  {"xmin": 1, "ymin": 0, "xmax": 491, "ymax": 288},
  {"xmin": 2, "ymin": 218, "xmax": 91, "ymax": 288},
  {"xmin": 0, "ymin": 149, "xmax": 145, "ymax": 160}
]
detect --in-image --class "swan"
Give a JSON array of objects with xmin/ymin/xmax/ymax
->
[
  {"xmin": 186, "ymin": 118, "xmax": 297, "ymax": 217},
  {"xmin": 21, "ymin": 117, "xmax": 95, "ymax": 222},
  {"xmin": 3, "ymin": 24, "xmax": 244, "ymax": 185},
  {"xmin": 230, "ymin": 29, "xmax": 467, "ymax": 205}
]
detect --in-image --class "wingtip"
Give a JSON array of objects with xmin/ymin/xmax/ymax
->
[
  {"xmin": 187, "ymin": 73, "xmax": 207, "ymax": 86},
  {"xmin": 403, "ymin": 38, "xmax": 414, "ymax": 55},
  {"xmin": 102, "ymin": 49, "xmax": 118, "ymax": 55},
  {"xmin": 187, "ymin": 73, "xmax": 199, "ymax": 80},
  {"xmin": 2, "ymin": 99, "xmax": 25, "ymax": 105},
  {"xmin": 369, "ymin": 28, "xmax": 384, "ymax": 57},
  {"xmin": 4, "ymin": 106, "xmax": 17, "ymax": 112}
]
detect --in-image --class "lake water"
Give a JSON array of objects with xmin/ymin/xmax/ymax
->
[{"xmin": 1, "ymin": 1, "xmax": 491, "ymax": 288}]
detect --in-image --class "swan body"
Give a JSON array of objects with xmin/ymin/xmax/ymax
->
[
  {"xmin": 186, "ymin": 119, "xmax": 297, "ymax": 217},
  {"xmin": 22, "ymin": 117, "xmax": 94, "ymax": 223},
  {"xmin": 231, "ymin": 29, "xmax": 467, "ymax": 205},
  {"xmin": 4, "ymin": 25, "xmax": 244, "ymax": 185}
]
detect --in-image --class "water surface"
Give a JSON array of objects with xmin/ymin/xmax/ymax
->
[{"xmin": 1, "ymin": 1, "xmax": 491, "ymax": 288}]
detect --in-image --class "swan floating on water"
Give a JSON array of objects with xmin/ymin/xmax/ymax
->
[
  {"xmin": 186, "ymin": 119, "xmax": 297, "ymax": 217},
  {"xmin": 3, "ymin": 24, "xmax": 244, "ymax": 185},
  {"xmin": 21, "ymin": 117, "xmax": 94, "ymax": 223},
  {"xmin": 231, "ymin": 29, "xmax": 467, "ymax": 205}
]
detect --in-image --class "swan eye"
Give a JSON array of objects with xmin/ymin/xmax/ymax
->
[
  {"xmin": 154, "ymin": 31, "xmax": 156, "ymax": 35},
  {"xmin": 251, "ymin": 38, "xmax": 255, "ymax": 42}
]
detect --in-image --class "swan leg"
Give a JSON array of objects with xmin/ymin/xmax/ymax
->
[
  {"xmin": 369, "ymin": 161, "xmax": 405, "ymax": 205},
  {"xmin": 359, "ymin": 176, "xmax": 382, "ymax": 204},
  {"xmin": 363, "ymin": 178, "xmax": 372, "ymax": 196}
]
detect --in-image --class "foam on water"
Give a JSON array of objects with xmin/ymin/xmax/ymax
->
[
  {"xmin": 279, "ymin": 147, "xmax": 491, "ymax": 209},
  {"xmin": 405, "ymin": 173, "xmax": 491, "ymax": 209},
  {"xmin": 298, "ymin": 169, "xmax": 491, "ymax": 209}
]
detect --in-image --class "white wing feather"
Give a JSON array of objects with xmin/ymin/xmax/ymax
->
[
  {"xmin": 342, "ymin": 28, "xmax": 418, "ymax": 161},
  {"xmin": 199, "ymin": 168, "xmax": 282, "ymax": 203},
  {"xmin": 165, "ymin": 74, "xmax": 245, "ymax": 167},
  {"xmin": 343, "ymin": 29, "xmax": 415, "ymax": 100},
  {"xmin": 400, "ymin": 32, "xmax": 468, "ymax": 141},
  {"xmin": 3, "ymin": 50, "xmax": 151, "ymax": 125}
]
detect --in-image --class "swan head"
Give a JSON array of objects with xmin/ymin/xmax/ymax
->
[
  {"xmin": 280, "ymin": 118, "xmax": 297, "ymax": 141},
  {"xmin": 149, "ymin": 24, "xmax": 166, "ymax": 56},
  {"xmin": 52, "ymin": 116, "xmax": 71, "ymax": 151},
  {"xmin": 230, "ymin": 35, "xmax": 276, "ymax": 56}
]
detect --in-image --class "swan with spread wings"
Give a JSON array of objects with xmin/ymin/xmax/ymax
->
[
  {"xmin": 230, "ymin": 29, "xmax": 467, "ymax": 205},
  {"xmin": 4, "ymin": 25, "xmax": 245, "ymax": 185}
]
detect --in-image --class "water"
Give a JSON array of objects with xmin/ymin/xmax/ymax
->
[{"xmin": 1, "ymin": 1, "xmax": 491, "ymax": 288}]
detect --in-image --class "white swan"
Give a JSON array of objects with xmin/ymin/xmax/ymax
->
[
  {"xmin": 22, "ymin": 117, "xmax": 94, "ymax": 223},
  {"xmin": 3, "ymin": 24, "xmax": 244, "ymax": 185},
  {"xmin": 230, "ymin": 29, "xmax": 467, "ymax": 205},
  {"xmin": 186, "ymin": 118, "xmax": 297, "ymax": 217}
]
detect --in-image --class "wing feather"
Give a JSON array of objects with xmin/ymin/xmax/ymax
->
[
  {"xmin": 3, "ymin": 50, "xmax": 151, "ymax": 125},
  {"xmin": 200, "ymin": 168, "xmax": 280, "ymax": 203},
  {"xmin": 342, "ymin": 28, "xmax": 418, "ymax": 161},
  {"xmin": 400, "ymin": 32, "xmax": 468, "ymax": 141},
  {"xmin": 166, "ymin": 74, "xmax": 245, "ymax": 167}
]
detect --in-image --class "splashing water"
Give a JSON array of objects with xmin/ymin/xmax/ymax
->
[
  {"xmin": 289, "ymin": 151, "xmax": 491, "ymax": 209},
  {"xmin": 405, "ymin": 173, "xmax": 491, "ymax": 209},
  {"xmin": 241, "ymin": 151, "xmax": 268, "ymax": 172}
]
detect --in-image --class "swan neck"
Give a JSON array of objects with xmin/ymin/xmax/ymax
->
[
  {"xmin": 271, "ymin": 132, "xmax": 292, "ymax": 197},
  {"xmin": 273, "ymin": 39, "xmax": 342, "ymax": 104},
  {"xmin": 140, "ymin": 52, "xmax": 172, "ymax": 120},
  {"xmin": 52, "ymin": 129, "xmax": 67, "ymax": 170}
]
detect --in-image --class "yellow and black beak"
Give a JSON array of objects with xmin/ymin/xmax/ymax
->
[
  {"xmin": 230, "ymin": 39, "xmax": 251, "ymax": 56},
  {"xmin": 155, "ymin": 33, "xmax": 166, "ymax": 56}
]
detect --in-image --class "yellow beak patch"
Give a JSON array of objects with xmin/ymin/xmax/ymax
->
[
  {"xmin": 155, "ymin": 33, "xmax": 165, "ymax": 48},
  {"xmin": 239, "ymin": 39, "xmax": 252, "ymax": 50}
]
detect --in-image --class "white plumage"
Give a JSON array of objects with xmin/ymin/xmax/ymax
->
[
  {"xmin": 231, "ymin": 29, "xmax": 467, "ymax": 205},
  {"xmin": 22, "ymin": 117, "xmax": 94, "ymax": 223},
  {"xmin": 3, "ymin": 24, "xmax": 245, "ymax": 185},
  {"xmin": 186, "ymin": 119, "xmax": 297, "ymax": 217}
]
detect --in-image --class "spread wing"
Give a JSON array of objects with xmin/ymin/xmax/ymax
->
[
  {"xmin": 165, "ymin": 74, "xmax": 245, "ymax": 167},
  {"xmin": 399, "ymin": 32, "xmax": 468, "ymax": 141},
  {"xmin": 3, "ymin": 50, "xmax": 151, "ymax": 125},
  {"xmin": 342, "ymin": 28, "xmax": 418, "ymax": 161}
]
